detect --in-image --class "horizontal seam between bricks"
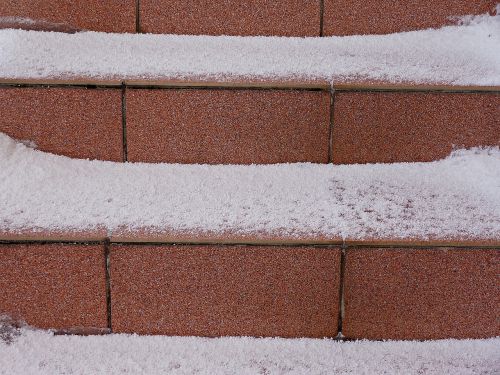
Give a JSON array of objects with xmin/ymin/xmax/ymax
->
[
  {"xmin": 0, "ymin": 83, "xmax": 120, "ymax": 89},
  {"xmin": 1, "ymin": 82, "xmax": 498, "ymax": 93},
  {"xmin": 82, "ymin": 241, "xmax": 500, "ymax": 250},
  {"xmin": 341, "ymin": 244, "xmax": 500, "ymax": 250},
  {"xmin": 123, "ymin": 85, "xmax": 327, "ymax": 92},
  {"xmin": 0, "ymin": 240, "xmax": 105, "ymax": 245},
  {"xmin": 0, "ymin": 240, "xmax": 498, "ymax": 249},
  {"xmin": 0, "ymin": 82, "xmax": 327, "ymax": 92},
  {"xmin": 332, "ymin": 87, "xmax": 500, "ymax": 94},
  {"xmin": 108, "ymin": 241, "xmax": 343, "ymax": 248}
]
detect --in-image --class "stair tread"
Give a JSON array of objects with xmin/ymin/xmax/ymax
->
[
  {"xmin": 1, "ymin": 133, "xmax": 498, "ymax": 245},
  {"xmin": 0, "ymin": 14, "xmax": 499, "ymax": 88}
]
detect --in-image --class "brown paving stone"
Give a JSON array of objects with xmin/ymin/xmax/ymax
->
[
  {"xmin": 343, "ymin": 248, "xmax": 500, "ymax": 340},
  {"xmin": 331, "ymin": 91, "xmax": 500, "ymax": 164},
  {"xmin": 0, "ymin": 228, "xmax": 107, "ymax": 242},
  {"xmin": 110, "ymin": 227, "xmax": 344, "ymax": 246},
  {"xmin": 124, "ymin": 76, "xmax": 331, "ymax": 90},
  {"xmin": 0, "ymin": 87, "xmax": 123, "ymax": 161},
  {"xmin": 126, "ymin": 88, "xmax": 330, "ymax": 164},
  {"xmin": 0, "ymin": 243, "xmax": 108, "ymax": 331},
  {"xmin": 140, "ymin": 0, "xmax": 321, "ymax": 36},
  {"xmin": 0, "ymin": 0, "xmax": 135, "ymax": 33},
  {"xmin": 343, "ymin": 237, "xmax": 500, "ymax": 249},
  {"xmin": 323, "ymin": 0, "xmax": 495, "ymax": 36},
  {"xmin": 110, "ymin": 244, "xmax": 340, "ymax": 337}
]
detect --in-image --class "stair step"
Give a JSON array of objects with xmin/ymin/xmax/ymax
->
[
  {"xmin": 2, "ymin": 20, "xmax": 498, "ymax": 86},
  {"xmin": 1, "ymin": 22, "xmax": 498, "ymax": 164},
  {"xmin": 0, "ymin": 1, "xmax": 495, "ymax": 35}
]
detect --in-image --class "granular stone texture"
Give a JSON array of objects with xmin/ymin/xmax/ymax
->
[
  {"xmin": 126, "ymin": 88, "xmax": 330, "ymax": 164},
  {"xmin": 0, "ymin": 243, "xmax": 107, "ymax": 331},
  {"xmin": 0, "ymin": 228, "xmax": 108, "ymax": 242},
  {"xmin": 0, "ymin": 87, "xmax": 123, "ymax": 161},
  {"xmin": 139, "ymin": 0, "xmax": 321, "ymax": 36},
  {"xmin": 110, "ymin": 244, "xmax": 340, "ymax": 337},
  {"xmin": 0, "ymin": 0, "xmax": 135, "ymax": 33},
  {"xmin": 323, "ymin": 0, "xmax": 495, "ymax": 36},
  {"xmin": 331, "ymin": 92, "xmax": 500, "ymax": 164},
  {"xmin": 110, "ymin": 227, "xmax": 344, "ymax": 246},
  {"xmin": 343, "ymin": 248, "xmax": 500, "ymax": 340}
]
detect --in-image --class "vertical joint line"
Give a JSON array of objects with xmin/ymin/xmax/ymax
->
[
  {"xmin": 121, "ymin": 83, "xmax": 128, "ymax": 162},
  {"xmin": 136, "ymin": 0, "xmax": 141, "ymax": 33},
  {"xmin": 337, "ymin": 244, "xmax": 347, "ymax": 337},
  {"xmin": 328, "ymin": 88, "xmax": 335, "ymax": 163},
  {"xmin": 104, "ymin": 238, "xmax": 112, "ymax": 332},
  {"xmin": 319, "ymin": 0, "xmax": 324, "ymax": 37}
]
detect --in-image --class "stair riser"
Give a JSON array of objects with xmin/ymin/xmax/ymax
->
[
  {"xmin": 0, "ymin": 0, "xmax": 495, "ymax": 35},
  {"xmin": 0, "ymin": 242, "xmax": 498, "ymax": 339},
  {"xmin": 0, "ymin": 86, "xmax": 498, "ymax": 164}
]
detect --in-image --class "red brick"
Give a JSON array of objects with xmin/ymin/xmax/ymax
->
[
  {"xmin": 332, "ymin": 92, "xmax": 500, "ymax": 164},
  {"xmin": 0, "ymin": 87, "xmax": 123, "ymax": 161},
  {"xmin": 126, "ymin": 88, "xmax": 330, "ymax": 164},
  {"xmin": 110, "ymin": 245, "xmax": 340, "ymax": 337},
  {"xmin": 0, "ymin": 0, "xmax": 135, "ymax": 33},
  {"xmin": 140, "ymin": 0, "xmax": 321, "ymax": 36},
  {"xmin": 0, "ymin": 243, "xmax": 108, "ymax": 331},
  {"xmin": 323, "ymin": 0, "xmax": 495, "ymax": 36},
  {"xmin": 343, "ymin": 248, "xmax": 500, "ymax": 340}
]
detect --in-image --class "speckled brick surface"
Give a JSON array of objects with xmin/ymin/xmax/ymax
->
[
  {"xmin": 139, "ymin": 0, "xmax": 320, "ymax": 36},
  {"xmin": 0, "ymin": 0, "xmax": 135, "ymax": 33},
  {"xmin": 332, "ymin": 92, "xmax": 500, "ymax": 164},
  {"xmin": 323, "ymin": 0, "xmax": 495, "ymax": 36},
  {"xmin": 110, "ymin": 244, "xmax": 340, "ymax": 337},
  {"xmin": 343, "ymin": 248, "xmax": 500, "ymax": 340},
  {"xmin": 126, "ymin": 88, "xmax": 330, "ymax": 164},
  {"xmin": 0, "ymin": 87, "xmax": 123, "ymax": 161},
  {"xmin": 0, "ymin": 243, "xmax": 107, "ymax": 331}
]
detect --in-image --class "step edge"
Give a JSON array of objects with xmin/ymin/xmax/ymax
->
[{"xmin": 2, "ymin": 77, "xmax": 499, "ymax": 92}]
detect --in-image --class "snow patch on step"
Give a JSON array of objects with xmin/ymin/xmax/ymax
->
[
  {"xmin": 0, "ymin": 326, "xmax": 498, "ymax": 375},
  {"xmin": 0, "ymin": 12, "xmax": 499, "ymax": 85},
  {"xmin": 0, "ymin": 132, "xmax": 498, "ymax": 241}
]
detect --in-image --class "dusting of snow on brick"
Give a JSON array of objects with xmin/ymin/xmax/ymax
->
[
  {"xmin": 0, "ymin": 327, "xmax": 499, "ymax": 375},
  {"xmin": 0, "ymin": 133, "xmax": 499, "ymax": 240},
  {"xmin": 0, "ymin": 16, "xmax": 37, "ymax": 25},
  {"xmin": 0, "ymin": 12, "xmax": 499, "ymax": 85}
]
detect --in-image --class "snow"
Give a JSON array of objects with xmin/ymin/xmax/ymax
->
[
  {"xmin": 0, "ymin": 327, "xmax": 498, "ymax": 375},
  {"xmin": 1, "ymin": 133, "xmax": 499, "ymax": 241},
  {"xmin": 0, "ymin": 12, "xmax": 499, "ymax": 85}
]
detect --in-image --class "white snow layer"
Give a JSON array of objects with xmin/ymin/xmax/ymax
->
[
  {"xmin": 1, "ymin": 133, "xmax": 499, "ymax": 240},
  {"xmin": 0, "ymin": 328, "xmax": 499, "ymax": 375},
  {"xmin": 0, "ymin": 12, "xmax": 499, "ymax": 85}
]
